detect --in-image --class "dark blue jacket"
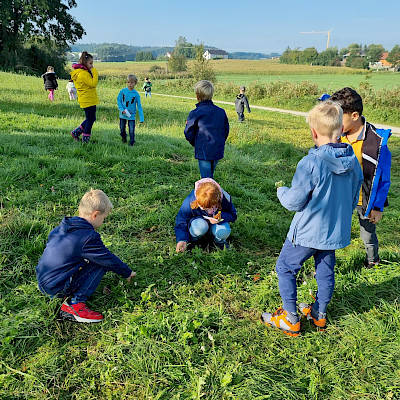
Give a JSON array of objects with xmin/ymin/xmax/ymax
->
[
  {"xmin": 175, "ymin": 189, "xmax": 237, "ymax": 243},
  {"xmin": 36, "ymin": 217, "xmax": 132, "ymax": 295},
  {"xmin": 184, "ymin": 100, "xmax": 229, "ymax": 160}
]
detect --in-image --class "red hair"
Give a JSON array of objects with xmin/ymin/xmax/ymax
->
[{"xmin": 191, "ymin": 182, "xmax": 222, "ymax": 210}]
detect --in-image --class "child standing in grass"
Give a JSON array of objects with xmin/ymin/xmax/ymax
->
[
  {"xmin": 117, "ymin": 74, "xmax": 144, "ymax": 146},
  {"xmin": 70, "ymin": 51, "xmax": 99, "ymax": 143},
  {"xmin": 142, "ymin": 77, "xmax": 152, "ymax": 98},
  {"xmin": 261, "ymin": 101, "xmax": 363, "ymax": 336},
  {"xmin": 184, "ymin": 80, "xmax": 229, "ymax": 179},
  {"xmin": 36, "ymin": 189, "xmax": 136, "ymax": 323},
  {"xmin": 235, "ymin": 85, "xmax": 251, "ymax": 122},
  {"xmin": 66, "ymin": 79, "xmax": 77, "ymax": 100},
  {"xmin": 175, "ymin": 178, "xmax": 237, "ymax": 252},
  {"xmin": 330, "ymin": 87, "xmax": 392, "ymax": 268},
  {"xmin": 41, "ymin": 66, "xmax": 58, "ymax": 101}
]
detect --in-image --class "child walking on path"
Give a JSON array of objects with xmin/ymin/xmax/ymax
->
[
  {"xmin": 117, "ymin": 74, "xmax": 144, "ymax": 146},
  {"xmin": 66, "ymin": 79, "xmax": 77, "ymax": 100},
  {"xmin": 330, "ymin": 87, "xmax": 392, "ymax": 267},
  {"xmin": 184, "ymin": 80, "xmax": 229, "ymax": 179},
  {"xmin": 235, "ymin": 85, "xmax": 251, "ymax": 122},
  {"xmin": 261, "ymin": 101, "xmax": 363, "ymax": 336},
  {"xmin": 70, "ymin": 51, "xmax": 99, "ymax": 143},
  {"xmin": 142, "ymin": 77, "xmax": 152, "ymax": 98},
  {"xmin": 175, "ymin": 178, "xmax": 237, "ymax": 252},
  {"xmin": 41, "ymin": 66, "xmax": 58, "ymax": 101},
  {"xmin": 36, "ymin": 189, "xmax": 136, "ymax": 323}
]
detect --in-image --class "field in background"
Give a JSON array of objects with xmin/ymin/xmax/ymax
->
[{"xmin": 0, "ymin": 71, "xmax": 400, "ymax": 399}]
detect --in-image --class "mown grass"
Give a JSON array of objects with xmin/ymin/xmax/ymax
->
[{"xmin": 0, "ymin": 71, "xmax": 400, "ymax": 399}]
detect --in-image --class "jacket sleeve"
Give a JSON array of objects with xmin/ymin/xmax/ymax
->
[
  {"xmin": 136, "ymin": 93, "xmax": 144, "ymax": 122},
  {"xmin": 174, "ymin": 196, "xmax": 194, "ymax": 243},
  {"xmin": 184, "ymin": 111, "xmax": 197, "ymax": 146},
  {"xmin": 81, "ymin": 232, "xmax": 132, "ymax": 278},
  {"xmin": 244, "ymin": 96, "xmax": 251, "ymax": 113},
  {"xmin": 224, "ymin": 112, "xmax": 230, "ymax": 139},
  {"xmin": 352, "ymin": 163, "xmax": 364, "ymax": 210},
  {"xmin": 117, "ymin": 90, "xmax": 125, "ymax": 112},
  {"xmin": 220, "ymin": 196, "xmax": 237, "ymax": 223},
  {"xmin": 80, "ymin": 67, "xmax": 98, "ymax": 88},
  {"xmin": 277, "ymin": 157, "xmax": 316, "ymax": 211},
  {"xmin": 372, "ymin": 144, "xmax": 391, "ymax": 211}
]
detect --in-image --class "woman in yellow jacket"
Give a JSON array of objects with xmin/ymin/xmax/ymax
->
[{"xmin": 70, "ymin": 51, "xmax": 99, "ymax": 143}]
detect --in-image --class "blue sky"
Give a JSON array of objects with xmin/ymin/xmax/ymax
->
[{"xmin": 70, "ymin": 0, "xmax": 400, "ymax": 53}]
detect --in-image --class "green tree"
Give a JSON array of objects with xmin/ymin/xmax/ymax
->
[
  {"xmin": 0, "ymin": 0, "xmax": 84, "ymax": 71},
  {"xmin": 387, "ymin": 45, "xmax": 400, "ymax": 67},
  {"xmin": 174, "ymin": 36, "xmax": 196, "ymax": 59},
  {"xmin": 168, "ymin": 51, "xmax": 187, "ymax": 72},
  {"xmin": 191, "ymin": 44, "xmax": 215, "ymax": 82},
  {"xmin": 316, "ymin": 48, "xmax": 339, "ymax": 66},
  {"xmin": 366, "ymin": 44, "xmax": 385, "ymax": 63},
  {"xmin": 301, "ymin": 47, "xmax": 318, "ymax": 64}
]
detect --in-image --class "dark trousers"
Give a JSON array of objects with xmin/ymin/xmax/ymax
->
[
  {"xmin": 119, "ymin": 118, "xmax": 136, "ymax": 145},
  {"xmin": 356, "ymin": 205, "xmax": 379, "ymax": 262},
  {"xmin": 276, "ymin": 239, "xmax": 336, "ymax": 314},
  {"xmin": 237, "ymin": 112, "xmax": 245, "ymax": 121},
  {"xmin": 38, "ymin": 261, "xmax": 106, "ymax": 304},
  {"xmin": 81, "ymin": 105, "xmax": 97, "ymax": 139}
]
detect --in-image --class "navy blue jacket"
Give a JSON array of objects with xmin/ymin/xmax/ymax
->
[
  {"xmin": 36, "ymin": 217, "xmax": 132, "ymax": 295},
  {"xmin": 175, "ymin": 189, "xmax": 237, "ymax": 243},
  {"xmin": 184, "ymin": 100, "xmax": 229, "ymax": 160}
]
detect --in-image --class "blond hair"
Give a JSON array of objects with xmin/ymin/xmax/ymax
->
[
  {"xmin": 307, "ymin": 100, "xmax": 343, "ymax": 138},
  {"xmin": 195, "ymin": 80, "xmax": 214, "ymax": 101},
  {"xmin": 79, "ymin": 189, "xmax": 112, "ymax": 216},
  {"xmin": 127, "ymin": 74, "xmax": 138, "ymax": 84},
  {"xmin": 47, "ymin": 66, "xmax": 54, "ymax": 72}
]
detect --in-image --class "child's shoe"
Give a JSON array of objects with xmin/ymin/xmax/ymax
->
[
  {"xmin": 298, "ymin": 302, "xmax": 326, "ymax": 330},
  {"xmin": 364, "ymin": 257, "xmax": 380, "ymax": 269},
  {"xmin": 214, "ymin": 240, "xmax": 230, "ymax": 250},
  {"xmin": 260, "ymin": 307, "xmax": 300, "ymax": 337},
  {"xmin": 82, "ymin": 134, "xmax": 91, "ymax": 143},
  {"xmin": 71, "ymin": 125, "xmax": 83, "ymax": 141},
  {"xmin": 60, "ymin": 300, "xmax": 103, "ymax": 323}
]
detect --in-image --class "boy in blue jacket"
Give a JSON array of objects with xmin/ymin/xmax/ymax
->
[
  {"xmin": 117, "ymin": 74, "xmax": 144, "ymax": 146},
  {"xmin": 330, "ymin": 87, "xmax": 391, "ymax": 267},
  {"xmin": 36, "ymin": 189, "xmax": 136, "ymax": 323},
  {"xmin": 261, "ymin": 101, "xmax": 363, "ymax": 336},
  {"xmin": 184, "ymin": 80, "xmax": 229, "ymax": 179}
]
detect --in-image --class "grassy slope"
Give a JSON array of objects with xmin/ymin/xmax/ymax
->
[{"xmin": 0, "ymin": 71, "xmax": 399, "ymax": 399}]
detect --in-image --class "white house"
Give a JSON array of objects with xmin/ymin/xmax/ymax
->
[{"xmin": 203, "ymin": 49, "xmax": 229, "ymax": 60}]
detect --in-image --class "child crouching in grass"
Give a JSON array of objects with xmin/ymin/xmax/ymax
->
[
  {"xmin": 260, "ymin": 101, "xmax": 363, "ymax": 336},
  {"xmin": 36, "ymin": 189, "xmax": 136, "ymax": 323},
  {"xmin": 175, "ymin": 178, "xmax": 237, "ymax": 252}
]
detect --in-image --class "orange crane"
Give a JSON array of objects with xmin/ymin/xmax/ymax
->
[{"xmin": 300, "ymin": 28, "xmax": 333, "ymax": 49}]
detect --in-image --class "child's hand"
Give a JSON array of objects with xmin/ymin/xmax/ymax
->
[
  {"xmin": 275, "ymin": 180, "xmax": 285, "ymax": 188},
  {"xmin": 176, "ymin": 241, "xmax": 187, "ymax": 253},
  {"xmin": 122, "ymin": 110, "xmax": 126, "ymax": 115},
  {"xmin": 127, "ymin": 271, "xmax": 136, "ymax": 283},
  {"xmin": 368, "ymin": 210, "xmax": 382, "ymax": 224}
]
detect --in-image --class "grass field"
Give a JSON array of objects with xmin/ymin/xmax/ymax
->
[{"xmin": 0, "ymin": 70, "xmax": 400, "ymax": 399}]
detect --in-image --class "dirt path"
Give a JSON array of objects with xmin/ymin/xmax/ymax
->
[{"xmin": 151, "ymin": 92, "xmax": 400, "ymax": 136}]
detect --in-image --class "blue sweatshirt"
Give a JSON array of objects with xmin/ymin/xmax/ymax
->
[
  {"xmin": 36, "ymin": 217, "xmax": 132, "ymax": 295},
  {"xmin": 184, "ymin": 100, "xmax": 229, "ymax": 160},
  {"xmin": 117, "ymin": 88, "xmax": 144, "ymax": 122},
  {"xmin": 175, "ymin": 189, "xmax": 237, "ymax": 243},
  {"xmin": 277, "ymin": 143, "xmax": 363, "ymax": 250}
]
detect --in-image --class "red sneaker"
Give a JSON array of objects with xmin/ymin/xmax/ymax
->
[{"xmin": 60, "ymin": 300, "xmax": 103, "ymax": 323}]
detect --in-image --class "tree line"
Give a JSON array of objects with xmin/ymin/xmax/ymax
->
[{"xmin": 280, "ymin": 43, "xmax": 400, "ymax": 69}]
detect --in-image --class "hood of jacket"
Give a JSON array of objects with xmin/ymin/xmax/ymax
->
[
  {"xmin": 59, "ymin": 216, "xmax": 94, "ymax": 234},
  {"xmin": 309, "ymin": 143, "xmax": 358, "ymax": 175}
]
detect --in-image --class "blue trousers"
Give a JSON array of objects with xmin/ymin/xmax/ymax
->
[
  {"xmin": 81, "ymin": 105, "xmax": 97, "ymax": 139},
  {"xmin": 39, "ymin": 262, "xmax": 106, "ymax": 303},
  {"xmin": 120, "ymin": 118, "xmax": 136, "ymax": 145},
  {"xmin": 189, "ymin": 217, "xmax": 231, "ymax": 243},
  {"xmin": 276, "ymin": 239, "xmax": 336, "ymax": 314},
  {"xmin": 198, "ymin": 159, "xmax": 219, "ymax": 179}
]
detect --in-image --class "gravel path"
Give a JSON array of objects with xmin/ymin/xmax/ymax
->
[{"xmin": 151, "ymin": 93, "xmax": 400, "ymax": 136}]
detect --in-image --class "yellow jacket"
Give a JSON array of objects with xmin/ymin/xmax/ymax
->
[{"xmin": 70, "ymin": 67, "xmax": 99, "ymax": 108}]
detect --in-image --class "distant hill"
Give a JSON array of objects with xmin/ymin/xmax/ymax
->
[{"xmin": 228, "ymin": 52, "xmax": 281, "ymax": 60}]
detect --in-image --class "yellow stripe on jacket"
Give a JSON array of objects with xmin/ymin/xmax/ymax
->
[{"xmin": 70, "ymin": 67, "xmax": 99, "ymax": 109}]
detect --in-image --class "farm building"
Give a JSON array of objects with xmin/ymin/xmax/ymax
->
[
  {"xmin": 203, "ymin": 49, "xmax": 229, "ymax": 60},
  {"xmin": 369, "ymin": 52, "xmax": 393, "ymax": 69}
]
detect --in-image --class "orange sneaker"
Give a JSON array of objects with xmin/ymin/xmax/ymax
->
[
  {"xmin": 260, "ymin": 307, "xmax": 300, "ymax": 337},
  {"xmin": 298, "ymin": 303, "xmax": 326, "ymax": 330}
]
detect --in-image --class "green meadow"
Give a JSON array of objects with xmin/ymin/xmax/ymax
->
[{"xmin": 0, "ymin": 69, "xmax": 400, "ymax": 399}]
